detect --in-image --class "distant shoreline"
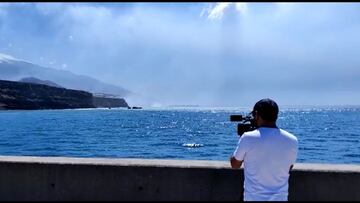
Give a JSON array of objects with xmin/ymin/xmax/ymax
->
[{"xmin": 1, "ymin": 105, "xmax": 360, "ymax": 112}]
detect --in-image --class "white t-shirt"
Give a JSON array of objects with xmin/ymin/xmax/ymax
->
[{"xmin": 233, "ymin": 127, "xmax": 298, "ymax": 201}]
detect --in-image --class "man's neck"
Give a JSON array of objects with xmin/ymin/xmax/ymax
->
[{"xmin": 258, "ymin": 122, "xmax": 277, "ymax": 128}]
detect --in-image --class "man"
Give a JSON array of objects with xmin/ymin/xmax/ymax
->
[{"xmin": 230, "ymin": 98, "xmax": 298, "ymax": 201}]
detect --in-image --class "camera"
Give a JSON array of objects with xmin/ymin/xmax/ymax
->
[{"xmin": 230, "ymin": 114, "xmax": 257, "ymax": 136}]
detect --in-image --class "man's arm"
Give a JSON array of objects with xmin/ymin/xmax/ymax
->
[{"xmin": 230, "ymin": 156, "xmax": 243, "ymax": 169}]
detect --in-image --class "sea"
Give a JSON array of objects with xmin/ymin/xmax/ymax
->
[{"xmin": 0, "ymin": 106, "xmax": 359, "ymax": 164}]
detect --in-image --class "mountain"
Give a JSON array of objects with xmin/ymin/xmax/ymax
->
[
  {"xmin": 0, "ymin": 53, "xmax": 131, "ymax": 98},
  {"xmin": 19, "ymin": 77, "xmax": 63, "ymax": 88}
]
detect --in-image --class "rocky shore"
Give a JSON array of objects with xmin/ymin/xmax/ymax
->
[{"xmin": 0, "ymin": 79, "xmax": 129, "ymax": 110}]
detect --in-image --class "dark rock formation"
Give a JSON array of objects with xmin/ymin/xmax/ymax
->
[
  {"xmin": 93, "ymin": 96, "xmax": 129, "ymax": 108},
  {"xmin": 19, "ymin": 77, "xmax": 63, "ymax": 88},
  {"xmin": 0, "ymin": 79, "xmax": 94, "ymax": 110}
]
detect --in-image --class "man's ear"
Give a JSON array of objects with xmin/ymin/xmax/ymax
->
[{"xmin": 254, "ymin": 111, "xmax": 259, "ymax": 120}]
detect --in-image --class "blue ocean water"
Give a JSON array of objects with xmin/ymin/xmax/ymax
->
[{"xmin": 0, "ymin": 107, "xmax": 359, "ymax": 164}]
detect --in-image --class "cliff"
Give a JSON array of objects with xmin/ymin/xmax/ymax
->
[
  {"xmin": 93, "ymin": 96, "xmax": 129, "ymax": 108},
  {"xmin": 0, "ymin": 79, "xmax": 94, "ymax": 110},
  {"xmin": 0, "ymin": 79, "xmax": 130, "ymax": 110},
  {"xmin": 19, "ymin": 77, "xmax": 63, "ymax": 88}
]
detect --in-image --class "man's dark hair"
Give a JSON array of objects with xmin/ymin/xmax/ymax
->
[{"xmin": 253, "ymin": 98, "xmax": 279, "ymax": 122}]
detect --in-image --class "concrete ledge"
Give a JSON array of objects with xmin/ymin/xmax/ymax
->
[
  {"xmin": 0, "ymin": 156, "xmax": 230, "ymax": 168},
  {"xmin": 0, "ymin": 156, "xmax": 358, "ymax": 201},
  {"xmin": 2, "ymin": 155, "xmax": 358, "ymax": 171}
]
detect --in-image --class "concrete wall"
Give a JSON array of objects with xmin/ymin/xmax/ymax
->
[{"xmin": 0, "ymin": 156, "xmax": 358, "ymax": 201}]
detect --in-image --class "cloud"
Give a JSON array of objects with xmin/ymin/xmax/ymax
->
[
  {"xmin": 35, "ymin": 3, "xmax": 66, "ymax": 15},
  {"xmin": 207, "ymin": 3, "xmax": 231, "ymax": 20},
  {"xmin": 2, "ymin": 3, "xmax": 360, "ymax": 106},
  {"xmin": 0, "ymin": 3, "xmax": 8, "ymax": 18},
  {"xmin": 27, "ymin": 4, "xmax": 226, "ymax": 103},
  {"xmin": 206, "ymin": 2, "xmax": 247, "ymax": 20},
  {"xmin": 234, "ymin": 2, "xmax": 248, "ymax": 13}
]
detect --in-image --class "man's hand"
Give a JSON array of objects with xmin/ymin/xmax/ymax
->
[{"xmin": 230, "ymin": 156, "xmax": 243, "ymax": 169}]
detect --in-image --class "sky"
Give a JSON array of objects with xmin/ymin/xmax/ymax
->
[{"xmin": 0, "ymin": 2, "xmax": 360, "ymax": 107}]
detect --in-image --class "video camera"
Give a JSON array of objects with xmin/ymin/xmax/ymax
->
[{"xmin": 230, "ymin": 113, "xmax": 257, "ymax": 136}]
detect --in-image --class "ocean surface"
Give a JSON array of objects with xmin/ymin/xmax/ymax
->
[{"xmin": 0, "ymin": 106, "xmax": 359, "ymax": 164}]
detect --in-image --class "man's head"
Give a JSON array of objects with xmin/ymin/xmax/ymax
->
[{"xmin": 252, "ymin": 98, "xmax": 279, "ymax": 127}]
